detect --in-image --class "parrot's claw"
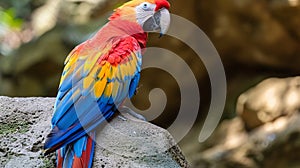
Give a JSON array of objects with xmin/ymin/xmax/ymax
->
[
  {"xmin": 118, "ymin": 115, "xmax": 127, "ymax": 121},
  {"xmin": 118, "ymin": 106, "xmax": 147, "ymax": 121}
]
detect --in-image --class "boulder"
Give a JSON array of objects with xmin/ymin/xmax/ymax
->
[
  {"xmin": 188, "ymin": 113, "xmax": 300, "ymax": 168},
  {"xmin": 0, "ymin": 96, "xmax": 189, "ymax": 168},
  {"xmin": 183, "ymin": 77, "xmax": 300, "ymax": 168},
  {"xmin": 237, "ymin": 77, "xmax": 300, "ymax": 129}
]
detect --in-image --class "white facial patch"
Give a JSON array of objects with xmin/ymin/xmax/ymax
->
[{"xmin": 135, "ymin": 2, "xmax": 156, "ymax": 26}]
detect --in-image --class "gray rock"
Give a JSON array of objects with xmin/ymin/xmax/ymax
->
[
  {"xmin": 189, "ymin": 111, "xmax": 300, "ymax": 168},
  {"xmin": 0, "ymin": 97, "xmax": 56, "ymax": 168},
  {"xmin": 237, "ymin": 77, "xmax": 300, "ymax": 129},
  {"xmin": 184, "ymin": 77, "xmax": 300, "ymax": 168},
  {"xmin": 0, "ymin": 96, "xmax": 189, "ymax": 168}
]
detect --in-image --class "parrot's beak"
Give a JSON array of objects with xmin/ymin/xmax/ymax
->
[
  {"xmin": 158, "ymin": 8, "xmax": 170, "ymax": 37},
  {"xmin": 141, "ymin": 8, "xmax": 170, "ymax": 36}
]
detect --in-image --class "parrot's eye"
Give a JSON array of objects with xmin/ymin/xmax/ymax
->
[{"xmin": 141, "ymin": 2, "xmax": 150, "ymax": 10}]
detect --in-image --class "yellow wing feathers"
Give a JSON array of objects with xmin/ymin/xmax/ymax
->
[{"xmin": 58, "ymin": 37, "xmax": 141, "ymax": 102}]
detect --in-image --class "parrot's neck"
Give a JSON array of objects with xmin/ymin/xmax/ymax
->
[{"xmin": 92, "ymin": 19, "xmax": 148, "ymax": 49}]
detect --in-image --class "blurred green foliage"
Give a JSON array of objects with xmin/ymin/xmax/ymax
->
[
  {"xmin": 0, "ymin": 8, "xmax": 23, "ymax": 29},
  {"xmin": 0, "ymin": 0, "xmax": 32, "ymax": 19}
]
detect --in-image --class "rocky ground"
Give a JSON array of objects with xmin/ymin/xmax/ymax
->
[{"xmin": 0, "ymin": 97, "xmax": 188, "ymax": 168}]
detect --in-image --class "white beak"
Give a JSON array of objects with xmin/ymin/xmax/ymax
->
[{"xmin": 141, "ymin": 8, "xmax": 170, "ymax": 36}]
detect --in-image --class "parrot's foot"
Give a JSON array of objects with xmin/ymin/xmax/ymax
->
[
  {"xmin": 118, "ymin": 106, "xmax": 147, "ymax": 121},
  {"xmin": 117, "ymin": 115, "xmax": 127, "ymax": 121}
]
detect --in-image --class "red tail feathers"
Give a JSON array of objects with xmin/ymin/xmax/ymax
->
[
  {"xmin": 72, "ymin": 134, "xmax": 94, "ymax": 168},
  {"xmin": 55, "ymin": 132, "xmax": 95, "ymax": 168}
]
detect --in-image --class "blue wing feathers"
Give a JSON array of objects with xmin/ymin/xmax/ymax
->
[
  {"xmin": 73, "ymin": 136, "xmax": 86, "ymax": 157},
  {"xmin": 129, "ymin": 73, "xmax": 140, "ymax": 98},
  {"xmin": 45, "ymin": 37, "xmax": 143, "ymax": 168},
  {"xmin": 44, "ymin": 95, "xmax": 115, "ymax": 153}
]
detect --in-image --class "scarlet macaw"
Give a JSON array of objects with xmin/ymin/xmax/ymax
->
[{"xmin": 44, "ymin": 0, "xmax": 171, "ymax": 167}]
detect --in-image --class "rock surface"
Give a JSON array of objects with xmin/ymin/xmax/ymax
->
[
  {"xmin": 0, "ymin": 96, "xmax": 189, "ymax": 168},
  {"xmin": 182, "ymin": 76, "xmax": 300, "ymax": 168},
  {"xmin": 188, "ymin": 114, "xmax": 300, "ymax": 168},
  {"xmin": 237, "ymin": 77, "xmax": 300, "ymax": 129}
]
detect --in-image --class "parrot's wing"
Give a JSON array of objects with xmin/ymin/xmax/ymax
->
[{"xmin": 44, "ymin": 36, "xmax": 142, "ymax": 154}]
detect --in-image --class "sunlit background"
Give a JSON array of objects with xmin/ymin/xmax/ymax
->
[{"xmin": 1, "ymin": 0, "xmax": 300, "ymax": 167}]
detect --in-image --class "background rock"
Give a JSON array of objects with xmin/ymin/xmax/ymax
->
[
  {"xmin": 0, "ymin": 96, "xmax": 188, "ymax": 168},
  {"xmin": 237, "ymin": 77, "xmax": 300, "ymax": 129},
  {"xmin": 188, "ymin": 114, "xmax": 300, "ymax": 168},
  {"xmin": 182, "ymin": 76, "xmax": 300, "ymax": 168}
]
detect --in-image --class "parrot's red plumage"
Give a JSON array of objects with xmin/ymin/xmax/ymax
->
[{"xmin": 44, "ymin": 0, "xmax": 170, "ymax": 167}]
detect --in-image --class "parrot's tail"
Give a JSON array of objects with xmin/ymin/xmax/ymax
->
[{"xmin": 56, "ymin": 132, "xmax": 95, "ymax": 168}]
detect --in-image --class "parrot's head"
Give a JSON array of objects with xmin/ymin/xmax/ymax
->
[{"xmin": 110, "ymin": 0, "xmax": 171, "ymax": 36}]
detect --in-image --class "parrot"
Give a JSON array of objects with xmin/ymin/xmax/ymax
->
[{"xmin": 43, "ymin": 0, "xmax": 171, "ymax": 168}]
